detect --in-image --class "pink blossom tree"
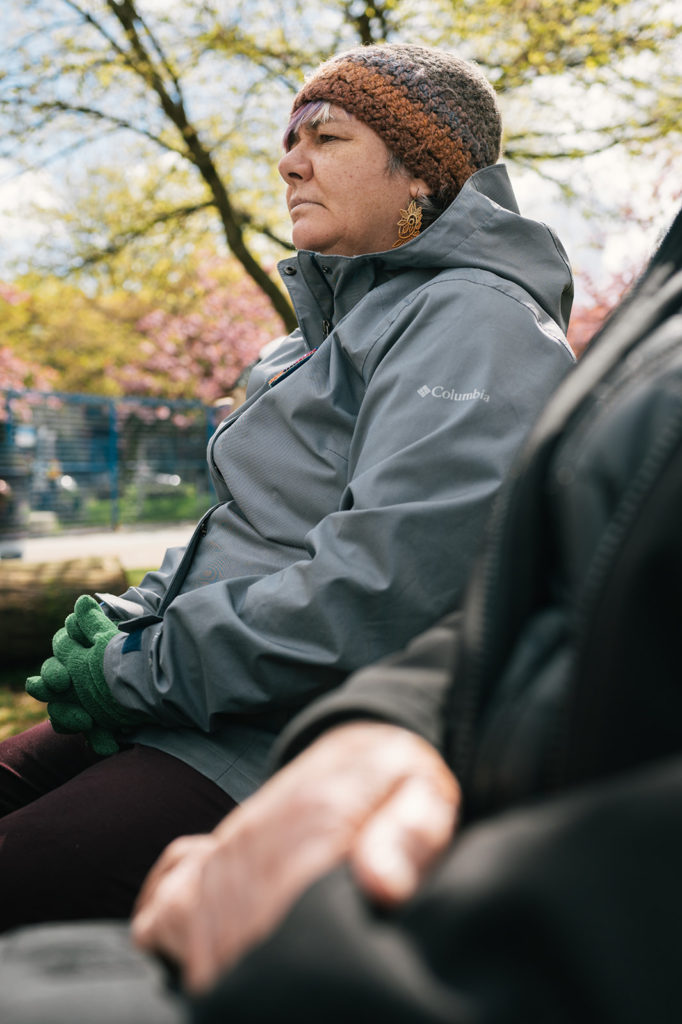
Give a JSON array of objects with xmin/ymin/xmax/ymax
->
[
  {"xmin": 113, "ymin": 256, "xmax": 284, "ymax": 405},
  {"xmin": 567, "ymin": 267, "xmax": 641, "ymax": 358}
]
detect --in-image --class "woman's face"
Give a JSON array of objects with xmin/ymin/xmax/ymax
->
[{"xmin": 278, "ymin": 106, "xmax": 429, "ymax": 257}]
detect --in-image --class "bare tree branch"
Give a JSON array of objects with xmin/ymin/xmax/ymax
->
[{"xmin": 69, "ymin": 199, "xmax": 217, "ymax": 270}]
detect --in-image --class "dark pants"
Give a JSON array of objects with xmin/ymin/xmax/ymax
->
[{"xmin": 0, "ymin": 722, "xmax": 237, "ymax": 932}]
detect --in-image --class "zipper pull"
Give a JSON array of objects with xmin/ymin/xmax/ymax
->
[{"xmin": 322, "ymin": 319, "xmax": 331, "ymax": 338}]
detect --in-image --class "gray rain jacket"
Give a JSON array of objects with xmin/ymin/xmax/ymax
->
[{"xmin": 102, "ymin": 164, "xmax": 574, "ymax": 801}]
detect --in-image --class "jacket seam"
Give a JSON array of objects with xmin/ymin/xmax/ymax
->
[{"xmin": 359, "ymin": 272, "xmax": 568, "ymax": 380}]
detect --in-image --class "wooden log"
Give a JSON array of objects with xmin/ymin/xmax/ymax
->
[{"xmin": 0, "ymin": 557, "xmax": 128, "ymax": 669}]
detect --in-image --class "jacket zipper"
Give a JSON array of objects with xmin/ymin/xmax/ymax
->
[{"xmin": 155, "ymin": 502, "xmax": 223, "ymax": 616}]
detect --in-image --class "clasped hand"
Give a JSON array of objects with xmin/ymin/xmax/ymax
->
[
  {"xmin": 25, "ymin": 594, "xmax": 147, "ymax": 755},
  {"xmin": 132, "ymin": 722, "xmax": 460, "ymax": 993}
]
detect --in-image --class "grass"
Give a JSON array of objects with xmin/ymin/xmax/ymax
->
[
  {"xmin": 0, "ymin": 567, "xmax": 152, "ymax": 739},
  {"xmin": 0, "ymin": 673, "xmax": 49, "ymax": 740},
  {"xmin": 83, "ymin": 485, "xmax": 212, "ymax": 528}
]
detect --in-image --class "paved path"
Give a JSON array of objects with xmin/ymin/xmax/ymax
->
[{"xmin": 4, "ymin": 523, "xmax": 195, "ymax": 569}]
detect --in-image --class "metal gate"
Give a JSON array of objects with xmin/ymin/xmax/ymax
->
[{"xmin": 0, "ymin": 389, "xmax": 221, "ymax": 545}]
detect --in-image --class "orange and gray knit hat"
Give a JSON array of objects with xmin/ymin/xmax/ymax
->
[{"xmin": 291, "ymin": 44, "xmax": 502, "ymax": 205}]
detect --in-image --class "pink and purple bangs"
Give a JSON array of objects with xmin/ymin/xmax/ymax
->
[{"xmin": 283, "ymin": 100, "xmax": 342, "ymax": 151}]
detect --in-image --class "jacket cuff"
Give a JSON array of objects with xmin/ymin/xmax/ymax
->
[
  {"xmin": 102, "ymin": 624, "xmax": 164, "ymax": 717},
  {"xmin": 270, "ymin": 611, "xmax": 462, "ymax": 770}
]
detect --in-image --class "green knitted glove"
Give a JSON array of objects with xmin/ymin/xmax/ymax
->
[{"xmin": 26, "ymin": 595, "xmax": 149, "ymax": 756}]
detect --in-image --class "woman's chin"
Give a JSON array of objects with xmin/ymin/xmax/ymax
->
[
  {"xmin": 293, "ymin": 231, "xmax": 332, "ymax": 254},
  {"xmin": 290, "ymin": 216, "xmax": 340, "ymax": 255}
]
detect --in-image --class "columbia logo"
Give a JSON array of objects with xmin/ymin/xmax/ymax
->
[{"xmin": 418, "ymin": 384, "xmax": 490, "ymax": 403}]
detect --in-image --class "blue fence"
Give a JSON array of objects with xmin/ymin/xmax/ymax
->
[{"xmin": 0, "ymin": 389, "xmax": 224, "ymax": 544}]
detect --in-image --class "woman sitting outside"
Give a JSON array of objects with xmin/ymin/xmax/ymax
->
[{"xmin": 0, "ymin": 43, "xmax": 574, "ymax": 931}]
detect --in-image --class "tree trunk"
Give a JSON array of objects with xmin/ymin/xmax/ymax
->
[{"xmin": 0, "ymin": 558, "xmax": 128, "ymax": 669}]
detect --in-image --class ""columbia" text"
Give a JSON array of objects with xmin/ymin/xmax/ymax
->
[{"xmin": 418, "ymin": 384, "xmax": 490, "ymax": 402}]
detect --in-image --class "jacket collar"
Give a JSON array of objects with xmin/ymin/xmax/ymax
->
[{"xmin": 277, "ymin": 163, "xmax": 573, "ymax": 345}]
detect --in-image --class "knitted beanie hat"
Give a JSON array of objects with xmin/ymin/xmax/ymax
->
[{"xmin": 291, "ymin": 44, "xmax": 502, "ymax": 204}]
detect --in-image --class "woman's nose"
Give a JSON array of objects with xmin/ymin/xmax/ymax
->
[{"xmin": 278, "ymin": 143, "xmax": 311, "ymax": 183}]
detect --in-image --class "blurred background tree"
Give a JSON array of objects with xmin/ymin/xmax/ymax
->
[
  {"xmin": 0, "ymin": 0, "xmax": 680, "ymax": 385},
  {"xmin": 0, "ymin": 249, "xmax": 281, "ymax": 399}
]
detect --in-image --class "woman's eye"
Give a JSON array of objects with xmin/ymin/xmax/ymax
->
[{"xmin": 318, "ymin": 134, "xmax": 338, "ymax": 143}]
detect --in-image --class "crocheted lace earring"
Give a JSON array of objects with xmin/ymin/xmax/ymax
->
[{"xmin": 392, "ymin": 198, "xmax": 423, "ymax": 248}]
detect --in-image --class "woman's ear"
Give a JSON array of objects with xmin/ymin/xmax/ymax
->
[{"xmin": 410, "ymin": 178, "xmax": 431, "ymax": 199}]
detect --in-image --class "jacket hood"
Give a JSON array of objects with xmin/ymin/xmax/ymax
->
[
  {"xmin": 279, "ymin": 163, "xmax": 573, "ymax": 338},
  {"xmin": 389, "ymin": 164, "xmax": 573, "ymax": 331}
]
